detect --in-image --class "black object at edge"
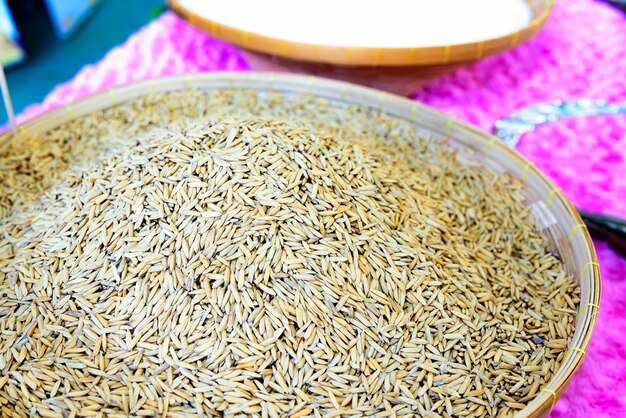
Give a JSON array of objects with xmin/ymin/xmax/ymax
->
[{"xmin": 579, "ymin": 210, "xmax": 626, "ymax": 258}]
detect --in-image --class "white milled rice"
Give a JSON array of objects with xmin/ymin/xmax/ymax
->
[{"xmin": 179, "ymin": 0, "xmax": 533, "ymax": 47}]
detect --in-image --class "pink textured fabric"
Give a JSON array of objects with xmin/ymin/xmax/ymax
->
[{"xmin": 14, "ymin": 0, "xmax": 626, "ymax": 415}]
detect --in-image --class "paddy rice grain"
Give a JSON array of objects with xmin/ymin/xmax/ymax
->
[{"xmin": 0, "ymin": 90, "xmax": 578, "ymax": 417}]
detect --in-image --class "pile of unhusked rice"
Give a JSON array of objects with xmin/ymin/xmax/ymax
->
[{"xmin": 0, "ymin": 90, "xmax": 578, "ymax": 417}]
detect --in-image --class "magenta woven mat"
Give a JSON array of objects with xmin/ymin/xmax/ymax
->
[{"xmin": 14, "ymin": 0, "xmax": 626, "ymax": 415}]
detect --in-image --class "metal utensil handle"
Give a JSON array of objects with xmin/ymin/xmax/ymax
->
[
  {"xmin": 0, "ymin": 63, "xmax": 16, "ymax": 136},
  {"xmin": 493, "ymin": 99, "xmax": 626, "ymax": 258},
  {"xmin": 494, "ymin": 99, "xmax": 626, "ymax": 148}
]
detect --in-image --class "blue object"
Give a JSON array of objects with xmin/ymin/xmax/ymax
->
[{"xmin": 43, "ymin": 0, "xmax": 102, "ymax": 39}]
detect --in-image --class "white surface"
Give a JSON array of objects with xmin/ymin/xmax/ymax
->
[{"xmin": 179, "ymin": 0, "xmax": 533, "ymax": 48}]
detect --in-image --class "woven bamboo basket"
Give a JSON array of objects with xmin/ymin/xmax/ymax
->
[
  {"xmin": 1, "ymin": 72, "xmax": 599, "ymax": 417},
  {"xmin": 169, "ymin": 0, "xmax": 553, "ymax": 95}
]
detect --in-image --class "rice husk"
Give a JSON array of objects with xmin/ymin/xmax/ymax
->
[{"xmin": 0, "ymin": 90, "xmax": 578, "ymax": 417}]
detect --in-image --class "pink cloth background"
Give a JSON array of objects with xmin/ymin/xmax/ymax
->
[{"xmin": 14, "ymin": 0, "xmax": 626, "ymax": 416}]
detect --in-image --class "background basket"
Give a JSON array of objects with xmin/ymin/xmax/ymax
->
[
  {"xmin": 1, "ymin": 72, "xmax": 600, "ymax": 418},
  {"xmin": 169, "ymin": 0, "xmax": 554, "ymax": 95}
]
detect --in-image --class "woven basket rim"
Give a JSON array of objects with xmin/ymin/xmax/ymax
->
[{"xmin": 168, "ymin": 0, "xmax": 553, "ymax": 66}]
